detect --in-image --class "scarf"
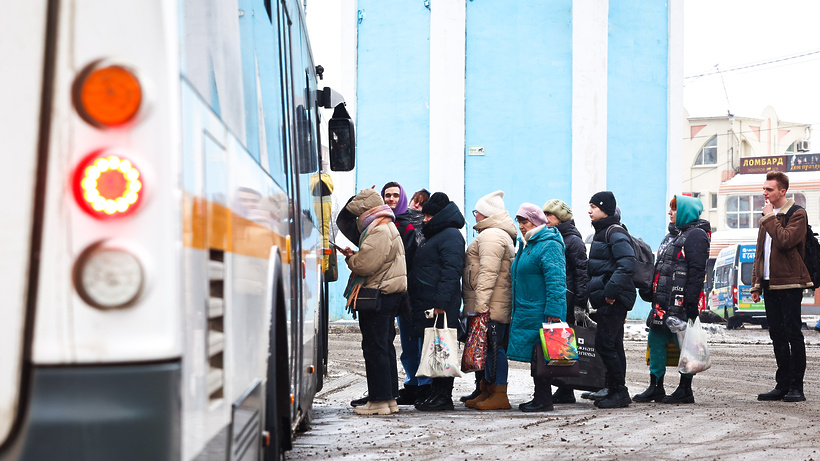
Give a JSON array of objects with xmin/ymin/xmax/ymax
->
[
  {"xmin": 344, "ymin": 205, "xmax": 395, "ymax": 301},
  {"xmin": 357, "ymin": 204, "xmax": 395, "ymax": 232}
]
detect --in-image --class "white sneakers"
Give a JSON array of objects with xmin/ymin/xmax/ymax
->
[{"xmin": 353, "ymin": 399, "xmax": 399, "ymax": 415}]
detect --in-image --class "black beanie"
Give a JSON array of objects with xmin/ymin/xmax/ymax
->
[
  {"xmin": 589, "ymin": 191, "xmax": 617, "ymax": 216},
  {"xmin": 422, "ymin": 192, "xmax": 450, "ymax": 216}
]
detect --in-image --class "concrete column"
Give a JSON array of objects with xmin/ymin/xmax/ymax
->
[
  {"xmin": 429, "ymin": 0, "xmax": 466, "ymax": 210},
  {"xmin": 572, "ymin": 0, "xmax": 609, "ymax": 236},
  {"xmin": 667, "ymin": 0, "xmax": 684, "ymax": 203}
]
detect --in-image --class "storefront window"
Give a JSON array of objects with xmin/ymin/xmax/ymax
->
[{"xmin": 726, "ymin": 193, "xmax": 805, "ymax": 229}]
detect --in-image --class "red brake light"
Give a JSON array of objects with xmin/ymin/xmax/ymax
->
[{"xmin": 74, "ymin": 154, "xmax": 143, "ymax": 218}]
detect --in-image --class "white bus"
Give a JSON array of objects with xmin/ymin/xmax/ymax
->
[{"xmin": 1, "ymin": 1, "xmax": 355, "ymax": 459}]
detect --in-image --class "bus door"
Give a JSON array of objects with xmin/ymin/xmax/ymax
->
[
  {"xmin": 0, "ymin": 0, "xmax": 51, "ymax": 449},
  {"xmin": 711, "ymin": 247, "xmax": 737, "ymax": 318}
]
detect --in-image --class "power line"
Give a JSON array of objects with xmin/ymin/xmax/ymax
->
[{"xmin": 684, "ymin": 49, "xmax": 820, "ymax": 80}]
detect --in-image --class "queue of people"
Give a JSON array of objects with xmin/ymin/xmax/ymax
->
[{"xmin": 339, "ymin": 171, "xmax": 812, "ymax": 415}]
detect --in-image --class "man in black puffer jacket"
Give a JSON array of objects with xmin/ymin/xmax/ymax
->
[
  {"xmin": 408, "ymin": 192, "xmax": 466, "ymax": 411},
  {"xmin": 634, "ymin": 195, "xmax": 710, "ymax": 405},
  {"xmin": 587, "ymin": 191, "xmax": 636, "ymax": 409},
  {"xmin": 543, "ymin": 199, "xmax": 590, "ymax": 404}
]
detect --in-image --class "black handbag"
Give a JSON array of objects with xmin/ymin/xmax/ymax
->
[
  {"xmin": 531, "ymin": 344, "xmax": 581, "ymax": 378},
  {"xmin": 552, "ymin": 325, "xmax": 606, "ymax": 391},
  {"xmin": 346, "ymin": 271, "xmax": 388, "ymax": 317}
]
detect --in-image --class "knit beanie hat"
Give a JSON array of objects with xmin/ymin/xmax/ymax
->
[
  {"xmin": 515, "ymin": 203, "xmax": 547, "ymax": 227},
  {"xmin": 474, "ymin": 190, "xmax": 506, "ymax": 217},
  {"xmin": 345, "ymin": 189, "xmax": 384, "ymax": 217},
  {"xmin": 422, "ymin": 192, "xmax": 450, "ymax": 216},
  {"xmin": 589, "ymin": 191, "xmax": 616, "ymax": 216},
  {"xmin": 542, "ymin": 199, "xmax": 573, "ymax": 222}
]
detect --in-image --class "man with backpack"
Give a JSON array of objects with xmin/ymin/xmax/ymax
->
[
  {"xmin": 751, "ymin": 171, "xmax": 814, "ymax": 403},
  {"xmin": 587, "ymin": 191, "xmax": 636, "ymax": 409}
]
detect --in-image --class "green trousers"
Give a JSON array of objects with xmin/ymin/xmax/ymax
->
[{"xmin": 647, "ymin": 328, "xmax": 692, "ymax": 379}]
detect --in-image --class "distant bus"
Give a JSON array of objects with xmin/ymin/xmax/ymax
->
[{"xmin": 710, "ymin": 244, "xmax": 765, "ymax": 329}]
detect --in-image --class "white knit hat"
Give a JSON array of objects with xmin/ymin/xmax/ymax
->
[{"xmin": 474, "ymin": 190, "xmax": 506, "ymax": 217}]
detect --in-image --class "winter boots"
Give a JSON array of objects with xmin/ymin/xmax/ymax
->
[
  {"xmin": 460, "ymin": 371, "xmax": 484, "ymax": 402},
  {"xmin": 474, "ymin": 384, "xmax": 511, "ymax": 410},
  {"xmin": 581, "ymin": 388, "xmax": 609, "ymax": 401},
  {"xmin": 465, "ymin": 381, "xmax": 491, "ymax": 408},
  {"xmin": 353, "ymin": 400, "xmax": 392, "ymax": 415},
  {"xmin": 395, "ymin": 385, "xmax": 418, "ymax": 405},
  {"xmin": 663, "ymin": 374, "xmax": 694, "ymax": 404},
  {"xmin": 520, "ymin": 377, "xmax": 553, "ymax": 412},
  {"xmin": 633, "ymin": 374, "xmax": 666, "ymax": 403},
  {"xmin": 594, "ymin": 385, "xmax": 632, "ymax": 409},
  {"xmin": 552, "ymin": 387, "xmax": 577, "ymax": 404},
  {"xmin": 415, "ymin": 379, "xmax": 455, "ymax": 411}
]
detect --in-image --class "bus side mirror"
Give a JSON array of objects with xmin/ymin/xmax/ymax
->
[{"xmin": 328, "ymin": 104, "xmax": 355, "ymax": 172}]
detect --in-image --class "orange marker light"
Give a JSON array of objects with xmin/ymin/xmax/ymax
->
[
  {"xmin": 74, "ymin": 64, "xmax": 142, "ymax": 127},
  {"xmin": 75, "ymin": 154, "xmax": 143, "ymax": 218}
]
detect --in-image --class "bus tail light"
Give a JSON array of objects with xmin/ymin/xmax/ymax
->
[
  {"xmin": 74, "ymin": 153, "xmax": 143, "ymax": 218},
  {"xmin": 733, "ymin": 286, "xmax": 738, "ymax": 306},
  {"xmin": 73, "ymin": 62, "xmax": 143, "ymax": 127},
  {"xmin": 74, "ymin": 242, "xmax": 144, "ymax": 309}
]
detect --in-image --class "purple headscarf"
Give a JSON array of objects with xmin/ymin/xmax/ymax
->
[
  {"xmin": 516, "ymin": 203, "xmax": 547, "ymax": 226},
  {"xmin": 381, "ymin": 182, "xmax": 408, "ymax": 216}
]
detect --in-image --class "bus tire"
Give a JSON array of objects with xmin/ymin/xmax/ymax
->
[{"xmin": 264, "ymin": 271, "xmax": 291, "ymax": 460}]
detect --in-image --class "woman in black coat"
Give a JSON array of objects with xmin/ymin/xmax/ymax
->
[
  {"xmin": 634, "ymin": 195, "xmax": 710, "ymax": 405},
  {"xmin": 542, "ymin": 199, "xmax": 590, "ymax": 404},
  {"xmin": 407, "ymin": 192, "xmax": 465, "ymax": 411}
]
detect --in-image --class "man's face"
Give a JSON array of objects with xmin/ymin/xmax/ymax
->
[
  {"xmin": 383, "ymin": 187, "xmax": 401, "ymax": 210},
  {"xmin": 473, "ymin": 210, "xmax": 487, "ymax": 223},
  {"xmin": 423, "ymin": 213, "xmax": 434, "ymax": 223},
  {"xmin": 588, "ymin": 204, "xmax": 607, "ymax": 222},
  {"xmin": 763, "ymin": 179, "xmax": 786, "ymax": 206}
]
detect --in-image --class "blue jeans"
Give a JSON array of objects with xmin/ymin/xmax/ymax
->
[
  {"xmin": 483, "ymin": 321, "xmax": 509, "ymax": 385},
  {"xmin": 397, "ymin": 316, "xmax": 432, "ymax": 386}
]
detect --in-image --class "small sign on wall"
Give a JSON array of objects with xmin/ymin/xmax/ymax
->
[{"xmin": 468, "ymin": 146, "xmax": 485, "ymax": 156}]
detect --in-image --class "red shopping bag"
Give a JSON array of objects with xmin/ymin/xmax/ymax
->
[{"xmin": 460, "ymin": 312, "xmax": 489, "ymax": 372}]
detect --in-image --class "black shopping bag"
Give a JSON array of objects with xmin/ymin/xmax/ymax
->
[
  {"xmin": 552, "ymin": 325, "xmax": 606, "ymax": 391},
  {"xmin": 531, "ymin": 345, "xmax": 581, "ymax": 378}
]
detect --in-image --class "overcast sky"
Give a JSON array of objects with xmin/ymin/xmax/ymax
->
[{"xmin": 684, "ymin": 0, "xmax": 820, "ymax": 143}]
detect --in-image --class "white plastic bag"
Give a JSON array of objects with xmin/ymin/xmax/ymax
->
[
  {"xmin": 677, "ymin": 317, "xmax": 711, "ymax": 374},
  {"xmin": 417, "ymin": 313, "xmax": 463, "ymax": 378}
]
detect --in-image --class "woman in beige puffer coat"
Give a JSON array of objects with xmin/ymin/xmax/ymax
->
[
  {"xmin": 461, "ymin": 190, "xmax": 517, "ymax": 410},
  {"xmin": 341, "ymin": 189, "xmax": 407, "ymax": 415}
]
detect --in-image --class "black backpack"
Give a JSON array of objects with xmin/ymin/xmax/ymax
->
[
  {"xmin": 606, "ymin": 224, "xmax": 655, "ymax": 291},
  {"xmin": 784, "ymin": 205, "xmax": 820, "ymax": 288}
]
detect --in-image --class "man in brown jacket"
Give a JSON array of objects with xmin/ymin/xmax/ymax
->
[{"xmin": 751, "ymin": 171, "xmax": 813, "ymax": 403}]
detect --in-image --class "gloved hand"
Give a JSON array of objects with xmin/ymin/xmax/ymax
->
[{"xmin": 685, "ymin": 305, "xmax": 699, "ymax": 320}]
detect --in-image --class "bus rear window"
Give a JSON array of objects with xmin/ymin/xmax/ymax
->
[{"xmin": 740, "ymin": 262, "xmax": 754, "ymax": 285}]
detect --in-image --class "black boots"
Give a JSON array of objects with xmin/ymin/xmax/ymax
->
[
  {"xmin": 633, "ymin": 374, "xmax": 666, "ymax": 403},
  {"xmin": 395, "ymin": 384, "xmax": 418, "ymax": 405},
  {"xmin": 460, "ymin": 371, "xmax": 484, "ymax": 402},
  {"xmin": 520, "ymin": 377, "xmax": 553, "ymax": 412},
  {"xmin": 594, "ymin": 385, "xmax": 631, "ymax": 408},
  {"xmin": 663, "ymin": 374, "xmax": 694, "ymax": 404},
  {"xmin": 581, "ymin": 387, "xmax": 609, "ymax": 401},
  {"xmin": 552, "ymin": 387, "xmax": 577, "ymax": 404},
  {"xmin": 415, "ymin": 379, "xmax": 454, "ymax": 411}
]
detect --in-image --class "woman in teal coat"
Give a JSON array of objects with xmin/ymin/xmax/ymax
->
[{"xmin": 509, "ymin": 203, "xmax": 567, "ymax": 412}]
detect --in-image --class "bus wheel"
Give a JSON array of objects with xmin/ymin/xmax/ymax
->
[{"xmin": 726, "ymin": 316, "xmax": 742, "ymax": 330}]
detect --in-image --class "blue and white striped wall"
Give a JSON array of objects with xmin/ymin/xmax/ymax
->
[{"xmin": 315, "ymin": 0, "xmax": 684, "ymax": 320}]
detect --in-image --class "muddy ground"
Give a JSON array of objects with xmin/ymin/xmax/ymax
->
[{"xmin": 289, "ymin": 321, "xmax": 820, "ymax": 460}]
